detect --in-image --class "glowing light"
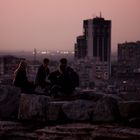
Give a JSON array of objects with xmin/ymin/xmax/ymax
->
[{"xmin": 41, "ymin": 51, "xmax": 47, "ymax": 54}]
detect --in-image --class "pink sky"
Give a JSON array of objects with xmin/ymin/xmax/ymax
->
[{"xmin": 0, "ymin": 0, "xmax": 140, "ymax": 52}]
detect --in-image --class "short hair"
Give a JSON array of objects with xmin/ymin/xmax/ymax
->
[
  {"xmin": 43, "ymin": 58, "xmax": 49, "ymax": 64},
  {"xmin": 60, "ymin": 58, "xmax": 67, "ymax": 64}
]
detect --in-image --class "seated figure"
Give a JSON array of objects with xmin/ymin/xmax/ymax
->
[
  {"xmin": 35, "ymin": 58, "xmax": 50, "ymax": 91},
  {"xmin": 13, "ymin": 60, "xmax": 35, "ymax": 93},
  {"xmin": 49, "ymin": 58, "xmax": 79, "ymax": 97}
]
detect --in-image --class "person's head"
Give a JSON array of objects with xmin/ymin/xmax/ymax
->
[
  {"xmin": 60, "ymin": 58, "xmax": 67, "ymax": 65},
  {"xmin": 59, "ymin": 58, "xmax": 67, "ymax": 72},
  {"xmin": 43, "ymin": 58, "xmax": 49, "ymax": 67}
]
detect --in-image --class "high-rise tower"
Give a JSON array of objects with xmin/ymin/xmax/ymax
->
[
  {"xmin": 75, "ymin": 16, "xmax": 111, "ymax": 83},
  {"xmin": 83, "ymin": 17, "xmax": 111, "ymax": 62}
]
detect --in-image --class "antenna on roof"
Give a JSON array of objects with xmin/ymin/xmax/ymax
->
[
  {"xmin": 100, "ymin": 11, "xmax": 102, "ymax": 18},
  {"xmin": 33, "ymin": 48, "xmax": 37, "ymax": 62}
]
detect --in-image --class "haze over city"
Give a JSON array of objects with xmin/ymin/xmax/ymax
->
[{"xmin": 0, "ymin": 0, "xmax": 140, "ymax": 52}]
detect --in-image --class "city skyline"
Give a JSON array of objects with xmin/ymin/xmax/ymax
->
[{"xmin": 0, "ymin": 0, "xmax": 140, "ymax": 52}]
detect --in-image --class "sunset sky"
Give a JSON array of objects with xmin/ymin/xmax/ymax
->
[{"xmin": 0, "ymin": 0, "xmax": 140, "ymax": 52}]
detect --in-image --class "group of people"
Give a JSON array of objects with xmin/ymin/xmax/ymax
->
[{"xmin": 13, "ymin": 58, "xmax": 79, "ymax": 97}]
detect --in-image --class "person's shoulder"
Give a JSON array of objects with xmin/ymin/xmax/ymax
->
[
  {"xmin": 50, "ymin": 70, "xmax": 59, "ymax": 75},
  {"xmin": 46, "ymin": 67, "xmax": 50, "ymax": 71},
  {"xmin": 49, "ymin": 70, "xmax": 60, "ymax": 79},
  {"xmin": 40, "ymin": 64, "xmax": 44, "ymax": 68},
  {"xmin": 38, "ymin": 65, "xmax": 44, "ymax": 70},
  {"xmin": 67, "ymin": 66, "xmax": 74, "ymax": 72},
  {"xmin": 19, "ymin": 69, "xmax": 26, "ymax": 73}
]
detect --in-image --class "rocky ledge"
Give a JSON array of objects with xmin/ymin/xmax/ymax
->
[
  {"xmin": 1, "ymin": 85, "xmax": 140, "ymax": 139},
  {"xmin": 0, "ymin": 121, "xmax": 140, "ymax": 140}
]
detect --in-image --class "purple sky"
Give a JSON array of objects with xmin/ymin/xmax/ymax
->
[{"xmin": 0, "ymin": 0, "xmax": 140, "ymax": 52}]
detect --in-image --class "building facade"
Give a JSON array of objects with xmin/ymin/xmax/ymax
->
[
  {"xmin": 118, "ymin": 41, "xmax": 140, "ymax": 69},
  {"xmin": 75, "ymin": 16, "xmax": 111, "ymax": 86},
  {"xmin": 75, "ymin": 36, "xmax": 87, "ymax": 59},
  {"xmin": 115, "ymin": 41, "xmax": 140, "ymax": 93}
]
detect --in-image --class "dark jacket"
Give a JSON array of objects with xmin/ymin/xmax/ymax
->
[
  {"xmin": 13, "ymin": 69, "xmax": 28, "ymax": 88},
  {"xmin": 13, "ymin": 69, "xmax": 35, "ymax": 93},
  {"xmin": 35, "ymin": 65, "xmax": 50, "ymax": 88},
  {"xmin": 49, "ymin": 66, "xmax": 79, "ymax": 94}
]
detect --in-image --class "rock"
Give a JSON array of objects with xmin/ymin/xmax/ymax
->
[
  {"xmin": 118, "ymin": 92, "xmax": 140, "ymax": 101},
  {"xmin": 129, "ymin": 117, "xmax": 140, "ymax": 127},
  {"xmin": 92, "ymin": 96, "xmax": 120, "ymax": 122},
  {"xmin": 119, "ymin": 101, "xmax": 140, "ymax": 119},
  {"xmin": 46, "ymin": 101, "xmax": 68, "ymax": 121},
  {"xmin": 0, "ymin": 121, "xmax": 37, "ymax": 140},
  {"xmin": 0, "ymin": 85, "xmax": 21, "ymax": 119},
  {"xmin": 35, "ymin": 123, "xmax": 140, "ymax": 140},
  {"xmin": 18, "ymin": 93, "xmax": 51, "ymax": 121},
  {"xmin": 104, "ymin": 94, "xmax": 123, "ymax": 101},
  {"xmin": 62, "ymin": 100, "xmax": 95, "ymax": 121},
  {"xmin": 74, "ymin": 90, "xmax": 104, "ymax": 101}
]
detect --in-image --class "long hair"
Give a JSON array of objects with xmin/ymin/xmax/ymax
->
[{"xmin": 13, "ymin": 60, "xmax": 27, "ymax": 80}]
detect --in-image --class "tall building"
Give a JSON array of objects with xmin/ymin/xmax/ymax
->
[
  {"xmin": 84, "ymin": 17, "xmax": 111, "ymax": 61},
  {"xmin": 118, "ymin": 41, "xmax": 140, "ymax": 69},
  {"xmin": 116, "ymin": 41, "xmax": 140, "ymax": 93},
  {"xmin": 75, "ymin": 16, "xmax": 111, "ymax": 85},
  {"xmin": 75, "ymin": 36, "xmax": 87, "ymax": 59}
]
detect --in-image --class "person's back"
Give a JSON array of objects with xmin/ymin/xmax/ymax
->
[
  {"xmin": 35, "ymin": 58, "xmax": 50, "ymax": 89},
  {"xmin": 49, "ymin": 58, "xmax": 79, "ymax": 97},
  {"xmin": 49, "ymin": 70, "xmax": 61, "ymax": 86},
  {"xmin": 66, "ymin": 66, "xmax": 79, "ymax": 90},
  {"xmin": 13, "ymin": 67, "xmax": 27, "ymax": 88},
  {"xmin": 13, "ymin": 60, "xmax": 35, "ymax": 93}
]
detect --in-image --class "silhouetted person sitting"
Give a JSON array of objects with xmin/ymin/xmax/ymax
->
[
  {"xmin": 35, "ymin": 58, "xmax": 50, "ymax": 90},
  {"xmin": 13, "ymin": 60, "xmax": 35, "ymax": 93},
  {"xmin": 49, "ymin": 58, "xmax": 79, "ymax": 97}
]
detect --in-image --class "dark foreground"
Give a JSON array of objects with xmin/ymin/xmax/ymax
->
[
  {"xmin": 1, "ymin": 85, "xmax": 140, "ymax": 139},
  {"xmin": 0, "ymin": 121, "xmax": 140, "ymax": 140}
]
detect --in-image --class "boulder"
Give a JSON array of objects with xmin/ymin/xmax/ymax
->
[
  {"xmin": 118, "ymin": 92, "xmax": 140, "ymax": 101},
  {"xmin": 0, "ymin": 85, "xmax": 21, "ymax": 119},
  {"xmin": 92, "ymin": 95, "xmax": 120, "ymax": 122},
  {"xmin": 118, "ymin": 101, "xmax": 140, "ymax": 119},
  {"xmin": 18, "ymin": 93, "xmax": 51, "ymax": 121},
  {"xmin": 35, "ymin": 123, "xmax": 140, "ymax": 140},
  {"xmin": 62, "ymin": 100, "xmax": 95, "ymax": 121},
  {"xmin": 73, "ymin": 90, "xmax": 104, "ymax": 101},
  {"xmin": 129, "ymin": 117, "xmax": 140, "ymax": 127},
  {"xmin": 46, "ymin": 101, "xmax": 68, "ymax": 121}
]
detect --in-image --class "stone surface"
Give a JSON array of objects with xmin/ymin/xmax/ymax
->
[
  {"xmin": 62, "ymin": 100, "xmax": 95, "ymax": 121},
  {"xmin": 0, "ymin": 121, "xmax": 37, "ymax": 140},
  {"xmin": 2, "ymin": 86, "xmax": 140, "ymax": 139},
  {"xmin": 74, "ymin": 90, "xmax": 104, "ymax": 101},
  {"xmin": 118, "ymin": 101, "xmax": 140, "ymax": 119},
  {"xmin": 1, "ymin": 121, "xmax": 140, "ymax": 140},
  {"xmin": 18, "ymin": 92, "xmax": 122, "ymax": 123},
  {"xmin": 0, "ymin": 85, "xmax": 21, "ymax": 119},
  {"xmin": 92, "ymin": 96, "xmax": 120, "ymax": 122},
  {"xmin": 18, "ymin": 93, "xmax": 51, "ymax": 121},
  {"xmin": 35, "ymin": 123, "xmax": 140, "ymax": 140},
  {"xmin": 118, "ymin": 92, "xmax": 140, "ymax": 101},
  {"xmin": 129, "ymin": 117, "xmax": 140, "ymax": 127},
  {"xmin": 46, "ymin": 101, "xmax": 68, "ymax": 121}
]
